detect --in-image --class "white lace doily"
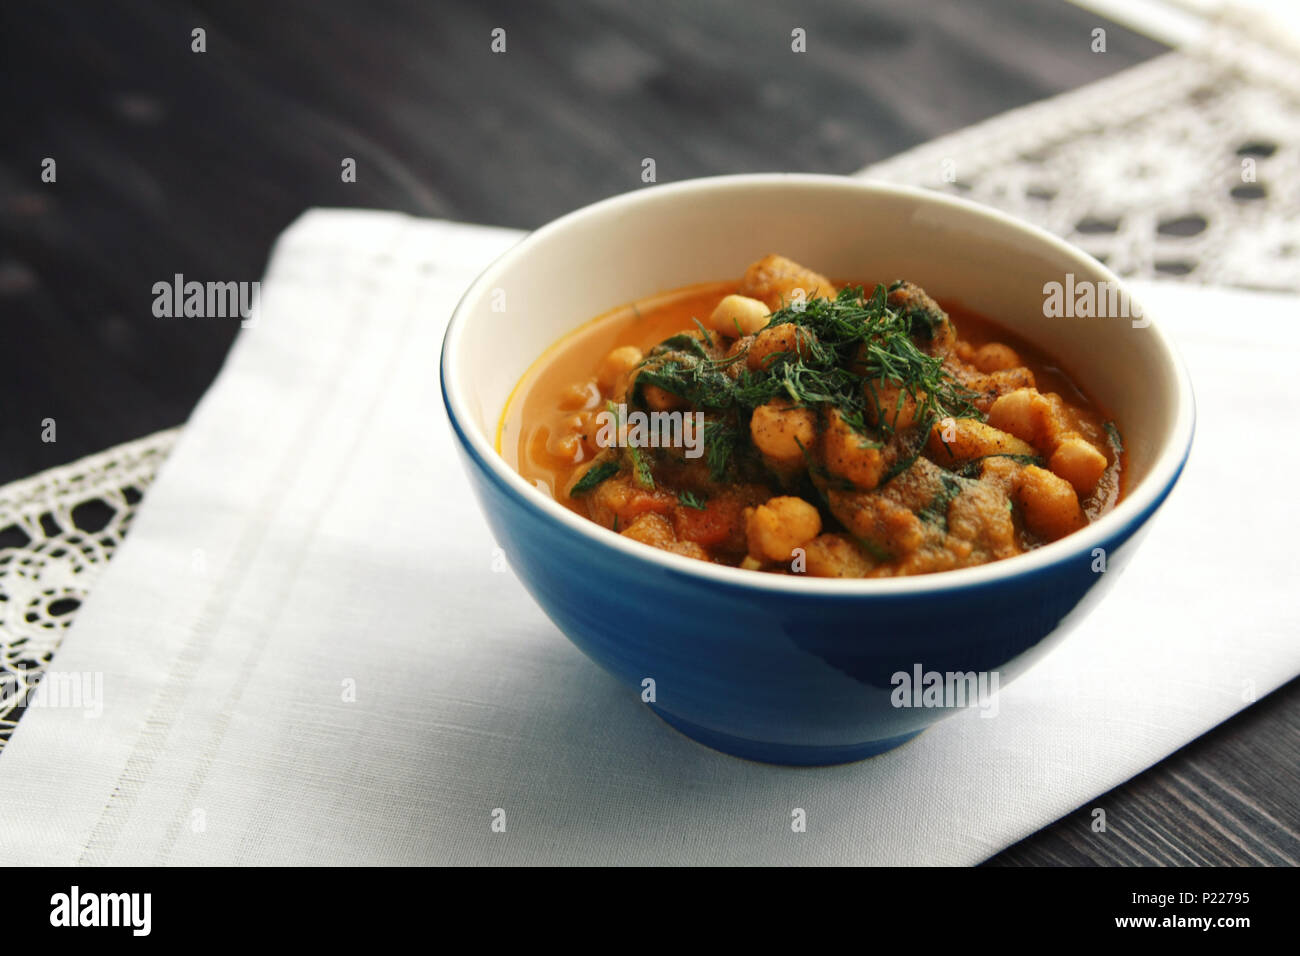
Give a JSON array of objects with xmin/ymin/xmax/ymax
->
[
  {"xmin": 858, "ymin": 35, "xmax": 1300, "ymax": 291},
  {"xmin": 2, "ymin": 24, "xmax": 1297, "ymax": 752},
  {"xmin": 0, "ymin": 429, "xmax": 178, "ymax": 746}
]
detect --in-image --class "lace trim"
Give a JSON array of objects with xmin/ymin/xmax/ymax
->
[
  {"xmin": 857, "ymin": 32, "xmax": 1300, "ymax": 290},
  {"xmin": 0, "ymin": 429, "xmax": 180, "ymax": 747}
]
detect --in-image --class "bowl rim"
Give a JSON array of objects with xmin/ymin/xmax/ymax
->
[{"xmin": 441, "ymin": 172, "xmax": 1196, "ymax": 596}]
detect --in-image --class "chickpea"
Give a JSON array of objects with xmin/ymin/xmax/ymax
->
[
  {"xmin": 706, "ymin": 294, "xmax": 771, "ymax": 338},
  {"xmin": 749, "ymin": 398, "xmax": 817, "ymax": 463},
  {"xmin": 971, "ymin": 342, "xmax": 1022, "ymax": 373},
  {"xmin": 745, "ymin": 496, "xmax": 823, "ymax": 563},
  {"xmin": 597, "ymin": 345, "xmax": 643, "ymax": 392},
  {"xmin": 560, "ymin": 411, "xmax": 599, "ymax": 457},
  {"xmin": 1049, "ymin": 435, "xmax": 1108, "ymax": 496},
  {"xmin": 545, "ymin": 430, "xmax": 584, "ymax": 464},
  {"xmin": 558, "ymin": 379, "xmax": 602, "ymax": 411},
  {"xmin": 987, "ymin": 387, "xmax": 1074, "ymax": 453},
  {"xmin": 986, "ymin": 388, "xmax": 1041, "ymax": 445}
]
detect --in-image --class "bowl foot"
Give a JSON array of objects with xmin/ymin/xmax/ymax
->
[{"xmin": 648, "ymin": 706, "xmax": 924, "ymax": 766}]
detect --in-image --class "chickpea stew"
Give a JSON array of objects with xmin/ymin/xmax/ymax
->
[{"xmin": 499, "ymin": 255, "xmax": 1124, "ymax": 578}]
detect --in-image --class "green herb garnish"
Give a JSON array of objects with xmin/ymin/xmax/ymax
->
[
  {"xmin": 627, "ymin": 445, "xmax": 654, "ymax": 489},
  {"xmin": 604, "ymin": 399, "xmax": 655, "ymax": 490},
  {"xmin": 570, "ymin": 461, "xmax": 620, "ymax": 496},
  {"xmin": 703, "ymin": 419, "xmax": 740, "ymax": 482},
  {"xmin": 630, "ymin": 285, "xmax": 981, "ymax": 479},
  {"xmin": 691, "ymin": 317, "xmax": 714, "ymax": 347},
  {"xmin": 677, "ymin": 490, "xmax": 707, "ymax": 510},
  {"xmin": 916, "ymin": 471, "xmax": 972, "ymax": 531}
]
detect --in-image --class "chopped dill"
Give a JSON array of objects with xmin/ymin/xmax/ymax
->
[
  {"xmin": 570, "ymin": 460, "xmax": 620, "ymax": 496},
  {"xmin": 677, "ymin": 490, "xmax": 707, "ymax": 510},
  {"xmin": 703, "ymin": 419, "xmax": 740, "ymax": 481},
  {"xmin": 916, "ymin": 471, "xmax": 972, "ymax": 531},
  {"xmin": 691, "ymin": 317, "xmax": 713, "ymax": 347},
  {"xmin": 605, "ymin": 400, "xmax": 655, "ymax": 489},
  {"xmin": 627, "ymin": 446, "xmax": 654, "ymax": 489},
  {"xmin": 628, "ymin": 284, "xmax": 982, "ymax": 478}
]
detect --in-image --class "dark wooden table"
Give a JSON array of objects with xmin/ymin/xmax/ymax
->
[{"xmin": 3, "ymin": 0, "xmax": 1295, "ymax": 865}]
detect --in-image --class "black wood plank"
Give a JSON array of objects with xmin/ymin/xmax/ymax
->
[{"xmin": 988, "ymin": 677, "xmax": 1300, "ymax": 866}]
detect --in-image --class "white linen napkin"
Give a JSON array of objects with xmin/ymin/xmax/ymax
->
[{"xmin": 0, "ymin": 209, "xmax": 1295, "ymax": 866}]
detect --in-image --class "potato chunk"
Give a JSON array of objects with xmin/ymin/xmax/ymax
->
[
  {"xmin": 739, "ymin": 254, "xmax": 837, "ymax": 311},
  {"xmin": 804, "ymin": 533, "xmax": 875, "ymax": 577},
  {"xmin": 749, "ymin": 398, "xmax": 816, "ymax": 463},
  {"xmin": 886, "ymin": 280, "xmax": 955, "ymax": 356},
  {"xmin": 958, "ymin": 366, "xmax": 1037, "ymax": 413},
  {"xmin": 946, "ymin": 482, "xmax": 1020, "ymax": 563},
  {"xmin": 745, "ymin": 323, "xmax": 815, "ymax": 371},
  {"xmin": 924, "ymin": 417, "xmax": 1036, "ymax": 464},
  {"xmin": 666, "ymin": 540, "xmax": 711, "ymax": 561},
  {"xmin": 672, "ymin": 489, "xmax": 758, "ymax": 553},
  {"xmin": 864, "ymin": 380, "xmax": 924, "ymax": 431},
  {"xmin": 620, "ymin": 512, "xmax": 675, "ymax": 549},
  {"xmin": 585, "ymin": 474, "xmax": 675, "ymax": 528},
  {"xmin": 745, "ymin": 496, "xmax": 823, "ymax": 563},
  {"xmin": 822, "ymin": 407, "xmax": 885, "ymax": 490},
  {"xmin": 827, "ymin": 488, "xmax": 925, "ymax": 558},
  {"xmin": 621, "ymin": 513, "xmax": 713, "ymax": 562}
]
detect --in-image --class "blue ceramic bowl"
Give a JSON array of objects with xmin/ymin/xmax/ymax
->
[{"xmin": 441, "ymin": 175, "xmax": 1195, "ymax": 765}]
